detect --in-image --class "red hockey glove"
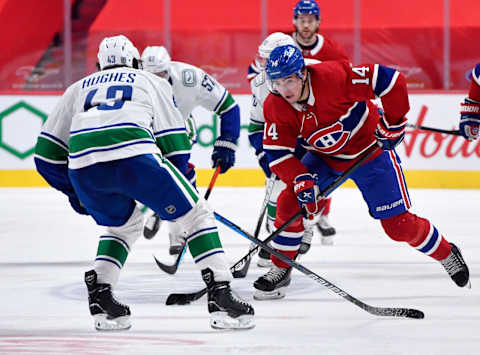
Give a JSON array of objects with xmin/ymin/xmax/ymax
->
[
  {"xmin": 460, "ymin": 98, "xmax": 480, "ymax": 140},
  {"xmin": 374, "ymin": 114, "xmax": 408, "ymax": 151},
  {"xmin": 293, "ymin": 173, "xmax": 322, "ymax": 219}
]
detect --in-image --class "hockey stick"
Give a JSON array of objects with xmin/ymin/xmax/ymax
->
[
  {"xmin": 153, "ymin": 165, "xmax": 222, "ymax": 275},
  {"xmin": 215, "ymin": 211, "xmax": 424, "ymax": 319},
  {"xmin": 407, "ymin": 123, "xmax": 461, "ymax": 136},
  {"xmin": 165, "ymin": 146, "xmax": 380, "ymax": 305},
  {"xmin": 231, "ymin": 174, "xmax": 276, "ymax": 278}
]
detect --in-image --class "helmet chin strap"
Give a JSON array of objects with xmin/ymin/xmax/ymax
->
[{"xmin": 297, "ymin": 71, "xmax": 309, "ymax": 103}]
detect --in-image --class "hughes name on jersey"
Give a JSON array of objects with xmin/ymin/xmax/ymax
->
[
  {"xmin": 34, "ymin": 67, "xmax": 191, "ymax": 196},
  {"xmin": 263, "ymin": 61, "xmax": 410, "ymax": 184}
]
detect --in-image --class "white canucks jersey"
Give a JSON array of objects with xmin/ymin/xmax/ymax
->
[
  {"xmin": 167, "ymin": 61, "xmax": 237, "ymax": 142},
  {"xmin": 35, "ymin": 67, "xmax": 190, "ymax": 169}
]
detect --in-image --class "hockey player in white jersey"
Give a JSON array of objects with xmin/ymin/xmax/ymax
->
[
  {"xmin": 141, "ymin": 46, "xmax": 240, "ymax": 254},
  {"xmin": 34, "ymin": 35, "xmax": 254, "ymax": 331},
  {"xmin": 247, "ymin": 33, "xmax": 327, "ymax": 267}
]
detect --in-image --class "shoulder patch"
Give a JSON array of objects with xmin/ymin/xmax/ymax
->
[{"xmin": 182, "ymin": 69, "xmax": 197, "ymax": 87}]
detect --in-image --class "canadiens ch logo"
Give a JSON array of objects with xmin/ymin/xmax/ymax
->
[{"xmin": 306, "ymin": 121, "xmax": 350, "ymax": 154}]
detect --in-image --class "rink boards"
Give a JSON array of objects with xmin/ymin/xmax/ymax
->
[{"xmin": 0, "ymin": 92, "xmax": 479, "ymax": 188}]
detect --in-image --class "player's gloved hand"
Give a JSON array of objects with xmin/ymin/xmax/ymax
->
[
  {"xmin": 257, "ymin": 151, "xmax": 272, "ymax": 178},
  {"xmin": 374, "ymin": 113, "xmax": 408, "ymax": 151},
  {"xmin": 211, "ymin": 136, "xmax": 237, "ymax": 173},
  {"xmin": 185, "ymin": 162, "xmax": 197, "ymax": 189},
  {"xmin": 293, "ymin": 173, "xmax": 322, "ymax": 220},
  {"xmin": 68, "ymin": 196, "xmax": 89, "ymax": 215},
  {"xmin": 460, "ymin": 98, "xmax": 480, "ymax": 140}
]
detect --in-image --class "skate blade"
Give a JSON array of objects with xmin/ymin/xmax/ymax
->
[
  {"xmin": 321, "ymin": 235, "xmax": 334, "ymax": 246},
  {"xmin": 94, "ymin": 314, "xmax": 131, "ymax": 331},
  {"xmin": 210, "ymin": 312, "xmax": 255, "ymax": 330},
  {"xmin": 253, "ymin": 287, "xmax": 287, "ymax": 301},
  {"xmin": 257, "ymin": 259, "xmax": 272, "ymax": 268}
]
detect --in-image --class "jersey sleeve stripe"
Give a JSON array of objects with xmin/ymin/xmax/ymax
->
[
  {"xmin": 35, "ymin": 136, "xmax": 69, "ymax": 162},
  {"xmin": 33, "ymin": 154, "xmax": 68, "ymax": 164},
  {"xmin": 263, "ymin": 144, "xmax": 295, "ymax": 152},
  {"xmin": 156, "ymin": 133, "xmax": 192, "ymax": 155},
  {"xmin": 268, "ymin": 153, "xmax": 295, "ymax": 168},
  {"xmin": 39, "ymin": 131, "xmax": 68, "ymax": 149},
  {"xmin": 372, "ymin": 64, "xmax": 379, "ymax": 95},
  {"xmin": 374, "ymin": 65, "xmax": 399, "ymax": 98},
  {"xmin": 213, "ymin": 89, "xmax": 227, "ymax": 112},
  {"xmin": 216, "ymin": 93, "xmax": 237, "ymax": 115},
  {"xmin": 154, "ymin": 127, "xmax": 187, "ymax": 136}
]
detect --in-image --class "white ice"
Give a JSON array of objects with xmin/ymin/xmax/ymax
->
[{"xmin": 0, "ymin": 187, "xmax": 479, "ymax": 355}]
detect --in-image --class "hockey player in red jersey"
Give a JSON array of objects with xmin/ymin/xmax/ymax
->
[
  {"xmin": 291, "ymin": 0, "xmax": 349, "ymax": 63},
  {"xmin": 253, "ymin": 44, "xmax": 470, "ymax": 300},
  {"xmin": 247, "ymin": 0, "xmax": 349, "ymax": 82},
  {"xmin": 459, "ymin": 63, "xmax": 480, "ymax": 140}
]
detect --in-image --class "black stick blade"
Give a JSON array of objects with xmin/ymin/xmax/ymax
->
[
  {"xmin": 165, "ymin": 288, "xmax": 207, "ymax": 306},
  {"xmin": 153, "ymin": 254, "xmax": 180, "ymax": 275},
  {"xmin": 405, "ymin": 309, "xmax": 425, "ymax": 319},
  {"xmin": 166, "ymin": 293, "xmax": 191, "ymax": 305},
  {"xmin": 370, "ymin": 306, "xmax": 425, "ymax": 319},
  {"xmin": 232, "ymin": 256, "xmax": 252, "ymax": 279}
]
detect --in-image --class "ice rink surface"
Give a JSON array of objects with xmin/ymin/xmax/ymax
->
[{"xmin": 0, "ymin": 186, "xmax": 479, "ymax": 355}]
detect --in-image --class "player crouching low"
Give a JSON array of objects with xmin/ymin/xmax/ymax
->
[
  {"xmin": 34, "ymin": 35, "xmax": 254, "ymax": 330},
  {"xmin": 253, "ymin": 44, "xmax": 470, "ymax": 300}
]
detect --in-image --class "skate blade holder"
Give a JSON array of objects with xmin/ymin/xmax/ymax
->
[
  {"xmin": 94, "ymin": 314, "xmax": 131, "ymax": 331},
  {"xmin": 210, "ymin": 312, "xmax": 255, "ymax": 330},
  {"xmin": 253, "ymin": 286, "xmax": 287, "ymax": 301}
]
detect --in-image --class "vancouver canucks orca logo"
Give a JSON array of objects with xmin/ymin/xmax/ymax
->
[{"xmin": 306, "ymin": 122, "xmax": 350, "ymax": 154}]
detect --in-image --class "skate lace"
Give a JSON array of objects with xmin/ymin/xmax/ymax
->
[
  {"xmin": 264, "ymin": 267, "xmax": 288, "ymax": 283},
  {"xmin": 100, "ymin": 286, "xmax": 127, "ymax": 308},
  {"xmin": 228, "ymin": 289, "xmax": 250, "ymax": 308},
  {"xmin": 441, "ymin": 253, "xmax": 463, "ymax": 276}
]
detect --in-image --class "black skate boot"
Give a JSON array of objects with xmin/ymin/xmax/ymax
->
[
  {"xmin": 143, "ymin": 212, "xmax": 161, "ymax": 240},
  {"xmin": 84, "ymin": 270, "xmax": 131, "ymax": 331},
  {"xmin": 439, "ymin": 243, "xmax": 470, "ymax": 288},
  {"xmin": 253, "ymin": 265, "xmax": 292, "ymax": 300},
  {"xmin": 298, "ymin": 227, "xmax": 313, "ymax": 255},
  {"xmin": 257, "ymin": 248, "xmax": 272, "ymax": 267},
  {"xmin": 316, "ymin": 215, "xmax": 336, "ymax": 245},
  {"xmin": 201, "ymin": 268, "xmax": 255, "ymax": 330}
]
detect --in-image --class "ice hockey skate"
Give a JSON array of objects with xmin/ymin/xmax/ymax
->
[
  {"xmin": 317, "ymin": 215, "xmax": 336, "ymax": 245},
  {"xmin": 257, "ymin": 247, "xmax": 272, "ymax": 267},
  {"xmin": 254, "ymin": 265, "xmax": 292, "ymax": 300},
  {"xmin": 298, "ymin": 226, "xmax": 314, "ymax": 254},
  {"xmin": 440, "ymin": 243, "xmax": 470, "ymax": 288},
  {"xmin": 202, "ymin": 268, "xmax": 255, "ymax": 330},
  {"xmin": 143, "ymin": 212, "xmax": 161, "ymax": 240},
  {"xmin": 84, "ymin": 270, "xmax": 131, "ymax": 331}
]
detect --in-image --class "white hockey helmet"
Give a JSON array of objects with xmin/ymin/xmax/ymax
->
[
  {"xmin": 97, "ymin": 35, "xmax": 140, "ymax": 70},
  {"xmin": 258, "ymin": 32, "xmax": 295, "ymax": 59},
  {"xmin": 141, "ymin": 46, "xmax": 171, "ymax": 74}
]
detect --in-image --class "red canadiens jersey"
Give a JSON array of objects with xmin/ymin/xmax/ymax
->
[
  {"xmin": 262, "ymin": 61, "xmax": 410, "ymax": 185},
  {"xmin": 292, "ymin": 33, "xmax": 349, "ymax": 63},
  {"xmin": 469, "ymin": 63, "xmax": 480, "ymax": 101}
]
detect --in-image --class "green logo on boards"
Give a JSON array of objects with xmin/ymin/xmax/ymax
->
[{"xmin": 0, "ymin": 101, "xmax": 47, "ymax": 159}]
